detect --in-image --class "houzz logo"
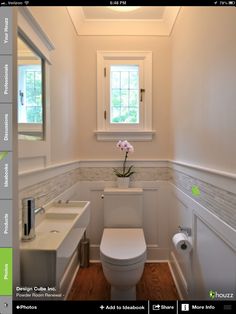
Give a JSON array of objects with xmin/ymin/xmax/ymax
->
[
  {"xmin": 209, "ymin": 290, "xmax": 234, "ymax": 299},
  {"xmin": 209, "ymin": 290, "xmax": 215, "ymax": 299}
]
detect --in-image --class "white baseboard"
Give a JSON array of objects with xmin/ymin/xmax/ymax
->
[
  {"xmin": 169, "ymin": 251, "xmax": 188, "ymax": 300},
  {"xmin": 167, "ymin": 260, "xmax": 183, "ymax": 300}
]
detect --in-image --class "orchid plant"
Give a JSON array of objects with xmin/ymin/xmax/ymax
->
[{"xmin": 113, "ymin": 140, "xmax": 135, "ymax": 178}]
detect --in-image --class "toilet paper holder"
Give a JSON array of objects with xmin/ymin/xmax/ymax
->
[{"xmin": 178, "ymin": 226, "xmax": 192, "ymax": 237}]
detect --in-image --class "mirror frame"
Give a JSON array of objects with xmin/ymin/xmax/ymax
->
[
  {"xmin": 17, "ymin": 32, "xmax": 46, "ymax": 141},
  {"xmin": 17, "ymin": 7, "xmax": 54, "ymax": 170}
]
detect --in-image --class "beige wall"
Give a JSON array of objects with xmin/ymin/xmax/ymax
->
[
  {"xmin": 170, "ymin": 7, "xmax": 236, "ymax": 172},
  {"xmin": 28, "ymin": 7, "xmax": 80, "ymax": 165},
  {"xmin": 77, "ymin": 36, "xmax": 171, "ymax": 160},
  {"xmin": 25, "ymin": 7, "xmax": 236, "ymax": 172}
]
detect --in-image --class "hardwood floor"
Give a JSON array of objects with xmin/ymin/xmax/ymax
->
[{"xmin": 68, "ymin": 263, "xmax": 179, "ymax": 300}]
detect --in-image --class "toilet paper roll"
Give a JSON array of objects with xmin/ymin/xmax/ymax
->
[{"xmin": 172, "ymin": 232, "xmax": 192, "ymax": 254}]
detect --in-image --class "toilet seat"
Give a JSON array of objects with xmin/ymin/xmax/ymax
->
[{"xmin": 100, "ymin": 228, "xmax": 146, "ymax": 266}]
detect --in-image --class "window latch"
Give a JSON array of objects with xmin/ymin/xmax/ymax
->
[
  {"xmin": 104, "ymin": 110, "xmax": 107, "ymax": 120},
  {"xmin": 19, "ymin": 90, "xmax": 24, "ymax": 106},
  {"xmin": 140, "ymin": 88, "xmax": 145, "ymax": 102}
]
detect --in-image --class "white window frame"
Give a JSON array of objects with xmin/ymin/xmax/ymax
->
[{"xmin": 96, "ymin": 51, "xmax": 155, "ymax": 141}]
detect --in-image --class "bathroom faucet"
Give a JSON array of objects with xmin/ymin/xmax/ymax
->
[
  {"xmin": 22, "ymin": 197, "xmax": 36, "ymax": 241},
  {"xmin": 22, "ymin": 198, "xmax": 45, "ymax": 241}
]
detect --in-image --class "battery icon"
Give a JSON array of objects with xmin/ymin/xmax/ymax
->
[
  {"xmin": 223, "ymin": 304, "xmax": 232, "ymax": 310},
  {"xmin": 228, "ymin": 1, "xmax": 235, "ymax": 4}
]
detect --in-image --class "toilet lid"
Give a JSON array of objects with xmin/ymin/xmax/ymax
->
[{"xmin": 100, "ymin": 228, "xmax": 146, "ymax": 266}]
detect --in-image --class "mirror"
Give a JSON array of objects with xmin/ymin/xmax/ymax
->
[{"xmin": 17, "ymin": 35, "xmax": 44, "ymax": 140}]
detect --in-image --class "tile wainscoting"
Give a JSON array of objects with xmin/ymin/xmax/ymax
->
[
  {"xmin": 18, "ymin": 165, "xmax": 170, "ymax": 208},
  {"xmin": 18, "ymin": 161, "xmax": 236, "ymax": 230},
  {"xmin": 170, "ymin": 169, "xmax": 236, "ymax": 230},
  {"xmin": 19, "ymin": 168, "xmax": 80, "ymax": 220},
  {"xmin": 79, "ymin": 166, "xmax": 171, "ymax": 181}
]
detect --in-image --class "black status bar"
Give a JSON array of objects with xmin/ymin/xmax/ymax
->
[{"xmin": 1, "ymin": 1, "xmax": 235, "ymax": 7}]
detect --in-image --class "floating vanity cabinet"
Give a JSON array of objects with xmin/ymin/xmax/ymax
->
[{"xmin": 20, "ymin": 201, "xmax": 91, "ymax": 298}]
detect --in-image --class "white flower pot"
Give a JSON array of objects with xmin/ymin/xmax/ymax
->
[{"xmin": 117, "ymin": 177, "xmax": 130, "ymax": 188}]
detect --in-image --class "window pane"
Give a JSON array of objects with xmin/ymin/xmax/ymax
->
[
  {"xmin": 26, "ymin": 106, "xmax": 42, "ymax": 124},
  {"xmin": 25, "ymin": 69, "xmax": 42, "ymax": 111},
  {"xmin": 111, "ymin": 89, "xmax": 121, "ymax": 108},
  {"xmin": 121, "ymin": 71, "xmax": 129, "ymax": 89},
  {"xmin": 121, "ymin": 90, "xmax": 128, "ymax": 107},
  {"xmin": 111, "ymin": 71, "xmax": 120, "ymax": 88},
  {"xmin": 130, "ymin": 90, "xmax": 139, "ymax": 107},
  {"xmin": 127, "ymin": 108, "xmax": 139, "ymax": 123},
  {"xmin": 130, "ymin": 71, "xmax": 139, "ymax": 89},
  {"xmin": 110, "ymin": 65, "xmax": 139, "ymax": 124}
]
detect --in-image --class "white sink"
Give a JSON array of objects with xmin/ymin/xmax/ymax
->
[
  {"xmin": 47, "ymin": 201, "xmax": 89, "ymax": 214},
  {"xmin": 37, "ymin": 213, "xmax": 77, "ymax": 233},
  {"xmin": 21, "ymin": 201, "xmax": 90, "ymax": 251},
  {"xmin": 20, "ymin": 200, "xmax": 91, "ymax": 295}
]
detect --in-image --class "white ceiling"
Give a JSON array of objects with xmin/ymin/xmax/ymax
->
[
  {"xmin": 67, "ymin": 6, "xmax": 180, "ymax": 36},
  {"xmin": 82, "ymin": 6, "xmax": 166, "ymax": 20}
]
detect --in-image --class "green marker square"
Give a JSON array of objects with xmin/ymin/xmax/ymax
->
[
  {"xmin": 192, "ymin": 185, "xmax": 200, "ymax": 196},
  {"xmin": 0, "ymin": 151, "xmax": 8, "ymax": 161},
  {"xmin": 0, "ymin": 248, "xmax": 12, "ymax": 295}
]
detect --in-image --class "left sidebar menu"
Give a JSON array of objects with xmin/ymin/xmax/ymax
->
[{"xmin": 0, "ymin": 7, "xmax": 14, "ymax": 314}]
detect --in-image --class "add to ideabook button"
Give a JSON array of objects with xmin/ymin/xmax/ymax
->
[{"xmin": 0, "ymin": 151, "xmax": 12, "ymax": 199}]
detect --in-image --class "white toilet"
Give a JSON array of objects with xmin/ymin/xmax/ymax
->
[{"xmin": 100, "ymin": 188, "xmax": 146, "ymax": 300}]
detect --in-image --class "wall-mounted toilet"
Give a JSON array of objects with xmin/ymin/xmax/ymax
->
[{"xmin": 100, "ymin": 188, "xmax": 146, "ymax": 300}]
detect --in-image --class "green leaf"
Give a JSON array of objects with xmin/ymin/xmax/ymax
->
[
  {"xmin": 113, "ymin": 165, "xmax": 135, "ymax": 177},
  {"xmin": 124, "ymin": 165, "xmax": 135, "ymax": 176},
  {"xmin": 113, "ymin": 168, "xmax": 123, "ymax": 177},
  {"xmin": 124, "ymin": 171, "xmax": 135, "ymax": 177}
]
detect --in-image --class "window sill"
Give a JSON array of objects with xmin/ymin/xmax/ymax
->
[{"xmin": 95, "ymin": 130, "xmax": 155, "ymax": 141}]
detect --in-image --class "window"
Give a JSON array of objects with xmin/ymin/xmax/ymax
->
[
  {"xmin": 110, "ymin": 64, "xmax": 140, "ymax": 124},
  {"xmin": 96, "ymin": 51, "xmax": 154, "ymax": 141},
  {"xmin": 17, "ymin": 35, "xmax": 45, "ymax": 140}
]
